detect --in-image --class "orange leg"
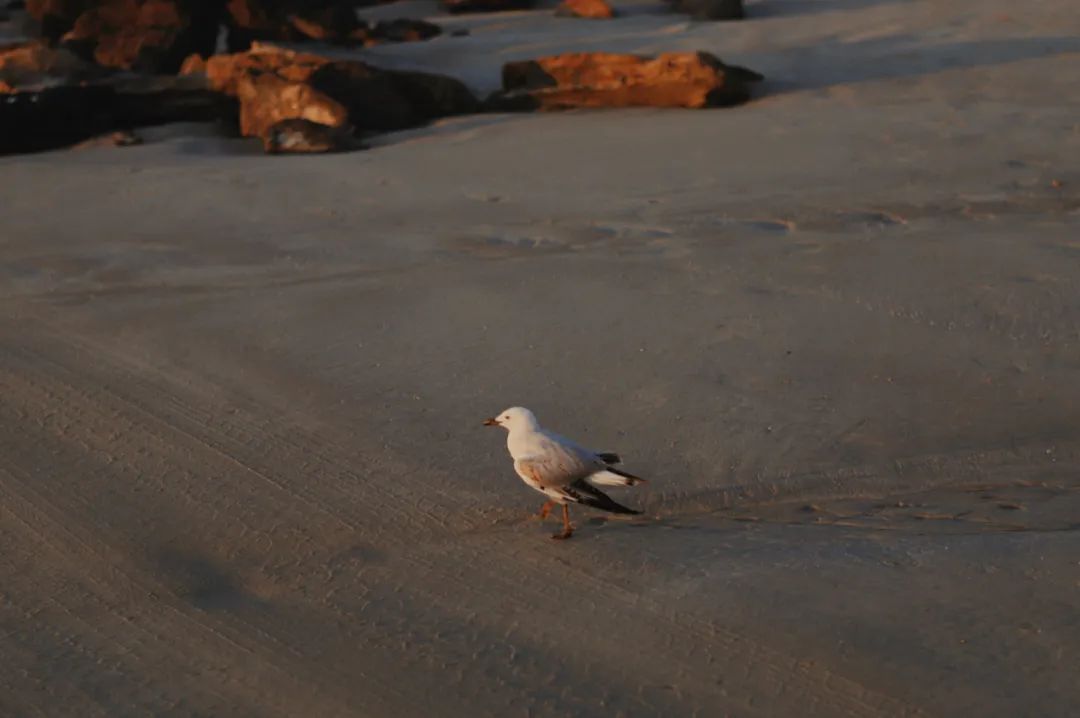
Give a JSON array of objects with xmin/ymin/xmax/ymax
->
[
  {"xmin": 537, "ymin": 500, "xmax": 555, "ymax": 521},
  {"xmin": 551, "ymin": 504, "xmax": 574, "ymax": 540}
]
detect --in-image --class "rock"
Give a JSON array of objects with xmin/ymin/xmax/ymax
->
[
  {"xmin": 196, "ymin": 43, "xmax": 328, "ymax": 95},
  {"xmin": 441, "ymin": 0, "xmax": 532, "ymax": 14},
  {"xmin": 0, "ymin": 79, "xmax": 225, "ymax": 154},
  {"xmin": 178, "ymin": 51, "xmax": 206, "ymax": 75},
  {"xmin": 57, "ymin": 0, "xmax": 223, "ymax": 74},
  {"xmin": 108, "ymin": 127, "xmax": 142, "ymax": 145},
  {"xmin": 555, "ymin": 0, "xmax": 613, "ymax": 19},
  {"xmin": 670, "ymin": 0, "xmax": 742, "ymax": 20},
  {"xmin": 196, "ymin": 44, "xmax": 479, "ymax": 138},
  {"xmin": 489, "ymin": 51, "xmax": 763, "ymax": 110},
  {"xmin": 0, "ymin": 40, "xmax": 105, "ymax": 88},
  {"xmin": 263, "ymin": 117, "xmax": 357, "ymax": 153},
  {"xmin": 308, "ymin": 58, "xmax": 480, "ymax": 132},
  {"xmin": 25, "ymin": 0, "xmax": 92, "ymax": 42},
  {"xmin": 222, "ymin": 0, "xmax": 439, "ymax": 48},
  {"xmin": 235, "ymin": 69, "xmax": 348, "ymax": 138},
  {"xmin": 224, "ymin": 0, "xmax": 386, "ymax": 48},
  {"xmin": 353, "ymin": 19, "xmax": 442, "ymax": 46},
  {"xmin": 284, "ymin": 3, "xmax": 359, "ymax": 42}
]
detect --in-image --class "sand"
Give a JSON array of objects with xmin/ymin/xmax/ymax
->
[{"xmin": 2, "ymin": 0, "xmax": 1080, "ymax": 715}]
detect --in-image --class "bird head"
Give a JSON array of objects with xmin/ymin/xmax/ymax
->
[{"xmin": 483, "ymin": 406, "xmax": 538, "ymax": 431}]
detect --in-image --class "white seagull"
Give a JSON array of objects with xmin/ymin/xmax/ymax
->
[{"xmin": 483, "ymin": 406, "xmax": 645, "ymax": 540}]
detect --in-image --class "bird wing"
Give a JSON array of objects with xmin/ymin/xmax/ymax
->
[
  {"xmin": 539, "ymin": 428, "xmax": 616, "ymax": 467},
  {"xmin": 514, "ymin": 434, "xmax": 597, "ymax": 489}
]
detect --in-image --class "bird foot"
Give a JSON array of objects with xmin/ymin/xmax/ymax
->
[
  {"xmin": 550, "ymin": 529, "xmax": 574, "ymax": 540},
  {"xmin": 535, "ymin": 501, "xmax": 555, "ymax": 522}
]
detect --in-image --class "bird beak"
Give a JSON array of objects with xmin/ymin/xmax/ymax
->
[{"xmin": 482, "ymin": 417, "xmax": 499, "ymax": 427}]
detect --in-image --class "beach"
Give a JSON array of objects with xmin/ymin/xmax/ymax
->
[{"xmin": 2, "ymin": 0, "xmax": 1079, "ymax": 714}]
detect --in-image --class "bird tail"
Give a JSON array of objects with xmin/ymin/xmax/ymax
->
[{"xmin": 586, "ymin": 467, "xmax": 647, "ymax": 487}]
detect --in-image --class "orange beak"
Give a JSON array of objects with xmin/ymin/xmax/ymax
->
[{"xmin": 483, "ymin": 417, "xmax": 499, "ymax": 427}]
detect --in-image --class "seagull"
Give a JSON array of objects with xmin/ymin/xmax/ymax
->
[{"xmin": 483, "ymin": 406, "xmax": 645, "ymax": 540}]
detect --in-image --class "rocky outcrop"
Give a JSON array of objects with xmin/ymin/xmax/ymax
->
[
  {"xmin": 187, "ymin": 44, "xmax": 478, "ymax": 145},
  {"xmin": 555, "ymin": 0, "xmax": 614, "ymax": 19},
  {"xmin": 488, "ymin": 52, "xmax": 763, "ymax": 110}
]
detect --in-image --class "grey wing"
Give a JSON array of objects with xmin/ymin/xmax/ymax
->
[
  {"xmin": 516, "ymin": 437, "xmax": 597, "ymax": 488},
  {"xmin": 540, "ymin": 429, "xmax": 611, "ymax": 469}
]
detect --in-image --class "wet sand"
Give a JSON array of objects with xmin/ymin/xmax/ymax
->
[{"xmin": 2, "ymin": 0, "xmax": 1079, "ymax": 714}]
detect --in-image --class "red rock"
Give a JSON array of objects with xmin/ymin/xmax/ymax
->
[
  {"xmin": 490, "ymin": 51, "xmax": 763, "ymax": 110},
  {"xmin": 197, "ymin": 43, "xmax": 327, "ymax": 94},
  {"xmin": 555, "ymin": 0, "xmax": 613, "ymax": 19},
  {"xmin": 236, "ymin": 70, "xmax": 348, "ymax": 138}
]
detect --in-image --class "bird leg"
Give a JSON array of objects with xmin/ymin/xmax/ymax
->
[
  {"xmin": 551, "ymin": 504, "xmax": 574, "ymax": 540},
  {"xmin": 536, "ymin": 500, "xmax": 555, "ymax": 521}
]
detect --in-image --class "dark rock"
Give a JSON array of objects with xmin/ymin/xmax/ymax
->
[
  {"xmin": 0, "ymin": 79, "xmax": 226, "ymax": 154},
  {"xmin": 224, "ymin": 0, "xmax": 367, "ymax": 48},
  {"xmin": 309, "ymin": 59, "xmax": 480, "ymax": 131},
  {"xmin": 286, "ymin": 3, "xmax": 359, "ymax": 42},
  {"xmin": 488, "ymin": 51, "xmax": 763, "ymax": 111},
  {"xmin": 670, "ymin": 0, "xmax": 742, "ymax": 20},
  {"xmin": 441, "ymin": 0, "xmax": 532, "ymax": 14},
  {"xmin": 223, "ymin": 0, "xmax": 440, "ymax": 48},
  {"xmin": 263, "ymin": 117, "xmax": 357, "ymax": 153}
]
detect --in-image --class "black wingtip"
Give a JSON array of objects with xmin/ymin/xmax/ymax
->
[
  {"xmin": 610, "ymin": 505, "xmax": 642, "ymax": 516},
  {"xmin": 596, "ymin": 452, "xmax": 621, "ymax": 465}
]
